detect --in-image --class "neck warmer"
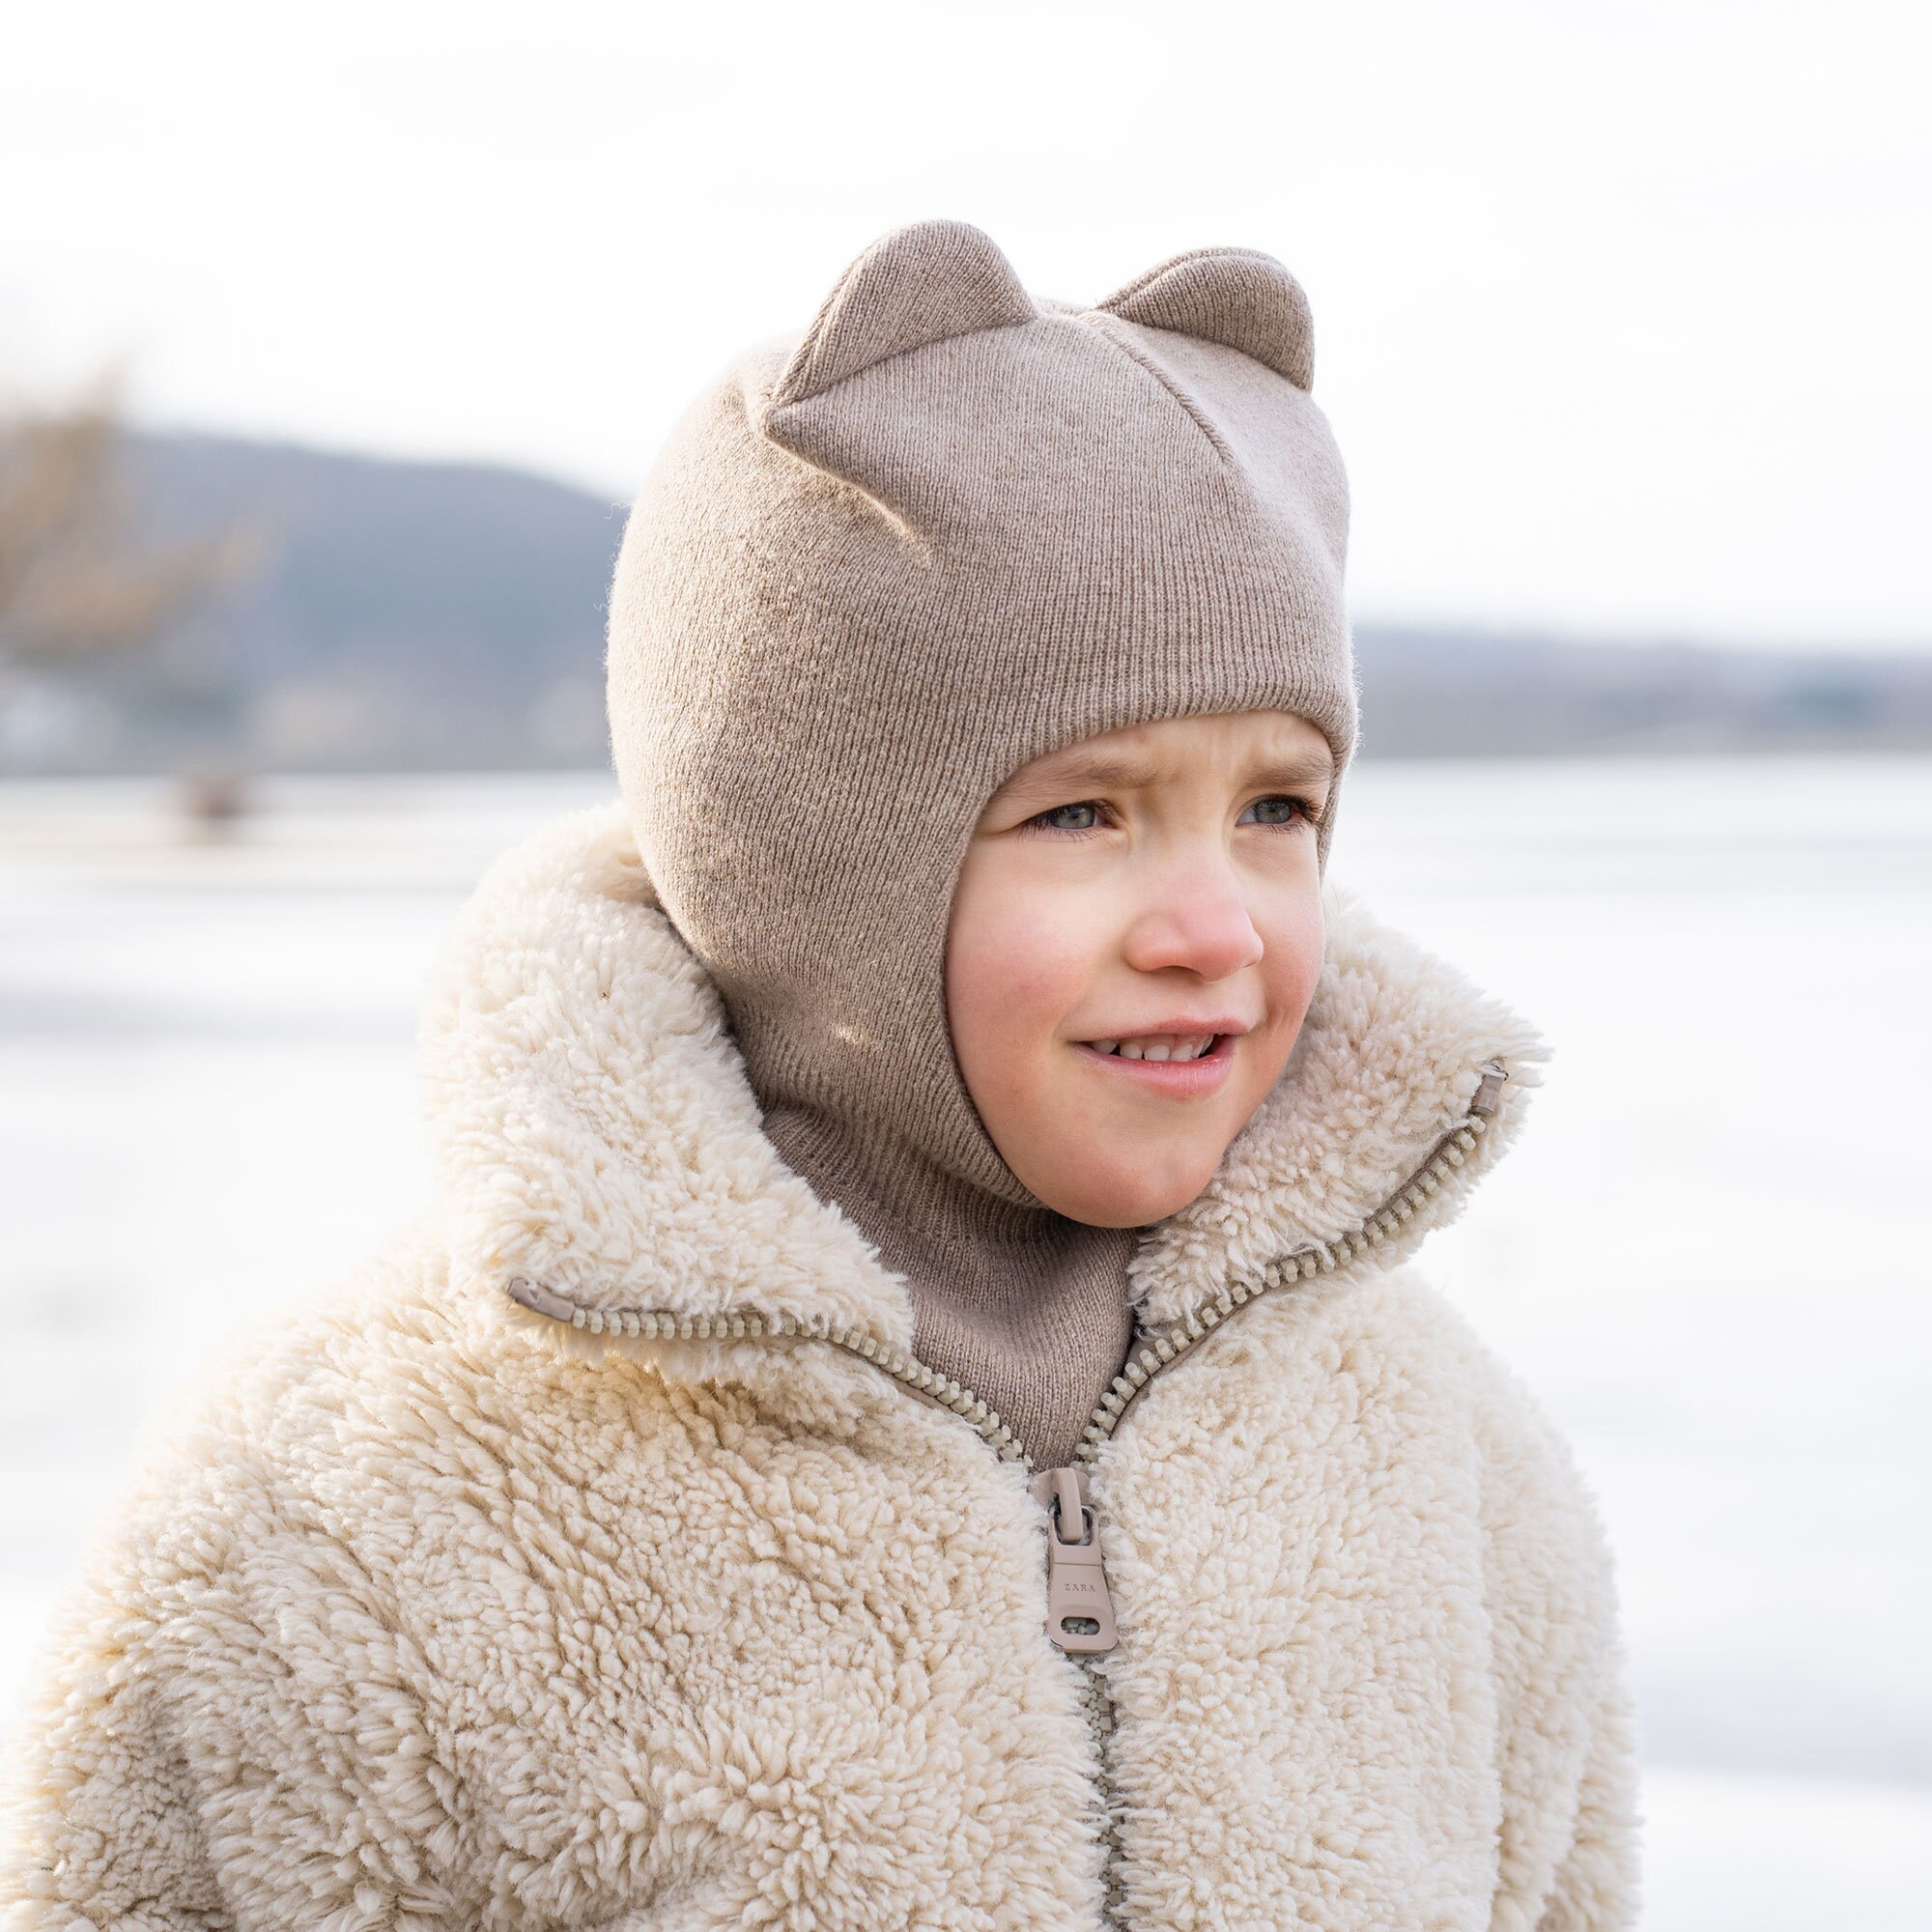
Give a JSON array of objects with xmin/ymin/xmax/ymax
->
[{"xmin": 606, "ymin": 218, "xmax": 1354, "ymax": 1467}]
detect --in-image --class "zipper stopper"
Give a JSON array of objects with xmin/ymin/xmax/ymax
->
[
  {"xmin": 1469, "ymin": 1059, "xmax": 1509, "ymax": 1119},
  {"xmin": 506, "ymin": 1279, "xmax": 579, "ymax": 1323},
  {"xmin": 1031, "ymin": 1467, "xmax": 1119, "ymax": 1657}
]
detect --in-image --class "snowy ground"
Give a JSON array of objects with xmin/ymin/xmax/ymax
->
[{"xmin": 3, "ymin": 759, "xmax": 1928, "ymax": 1928}]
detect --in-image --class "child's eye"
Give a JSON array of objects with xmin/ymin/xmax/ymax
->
[
  {"xmin": 1031, "ymin": 801, "xmax": 1105, "ymax": 833},
  {"xmin": 1238, "ymin": 795, "xmax": 1310, "ymax": 827}
]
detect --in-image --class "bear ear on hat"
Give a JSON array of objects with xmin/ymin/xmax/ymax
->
[
  {"xmin": 1095, "ymin": 246, "xmax": 1315, "ymax": 392},
  {"xmin": 765, "ymin": 218, "xmax": 1039, "ymax": 412}
]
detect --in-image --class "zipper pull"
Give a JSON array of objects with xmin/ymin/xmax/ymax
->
[
  {"xmin": 1470, "ymin": 1058, "xmax": 1510, "ymax": 1118},
  {"xmin": 1030, "ymin": 1466, "xmax": 1118, "ymax": 1656}
]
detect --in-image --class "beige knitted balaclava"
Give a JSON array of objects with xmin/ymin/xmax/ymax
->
[{"xmin": 608, "ymin": 219, "xmax": 1354, "ymax": 1467}]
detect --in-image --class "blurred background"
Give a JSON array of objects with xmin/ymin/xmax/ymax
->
[{"xmin": 2, "ymin": 4, "xmax": 1927, "ymax": 1926}]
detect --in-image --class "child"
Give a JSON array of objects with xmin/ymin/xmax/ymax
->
[{"xmin": 2, "ymin": 220, "xmax": 1638, "ymax": 1930}]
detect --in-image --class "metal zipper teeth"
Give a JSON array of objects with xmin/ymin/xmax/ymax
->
[
  {"xmin": 1071, "ymin": 1101, "xmax": 1499, "ymax": 1467},
  {"xmin": 506, "ymin": 1286, "xmax": 1035, "ymax": 1461},
  {"xmin": 1053, "ymin": 1082, "xmax": 1502, "ymax": 1922},
  {"xmin": 506, "ymin": 1061, "xmax": 1507, "ymax": 1924},
  {"xmin": 509, "ymin": 1067, "xmax": 1507, "ymax": 1468}
]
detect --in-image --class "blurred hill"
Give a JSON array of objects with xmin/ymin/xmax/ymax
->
[
  {"xmin": 1352, "ymin": 626, "xmax": 1932, "ymax": 755},
  {"xmin": 3, "ymin": 429, "xmax": 1928, "ymax": 772}
]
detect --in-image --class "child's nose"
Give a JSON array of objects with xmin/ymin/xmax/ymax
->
[{"xmin": 1120, "ymin": 867, "xmax": 1265, "ymax": 980}]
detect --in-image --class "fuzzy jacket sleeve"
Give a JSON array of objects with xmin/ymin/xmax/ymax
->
[
  {"xmin": 1535, "ymin": 1662, "xmax": 1643, "ymax": 1932},
  {"xmin": 0, "ymin": 1281, "xmax": 437, "ymax": 1932},
  {"xmin": 1474, "ymin": 1344, "xmax": 1643, "ymax": 1932},
  {"xmin": 1, "ymin": 1554, "xmax": 230, "ymax": 1931}
]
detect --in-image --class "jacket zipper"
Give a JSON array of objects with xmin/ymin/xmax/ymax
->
[{"xmin": 508, "ymin": 1058, "xmax": 1510, "ymax": 1924}]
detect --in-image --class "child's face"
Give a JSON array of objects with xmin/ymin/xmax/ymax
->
[{"xmin": 946, "ymin": 710, "xmax": 1333, "ymax": 1228}]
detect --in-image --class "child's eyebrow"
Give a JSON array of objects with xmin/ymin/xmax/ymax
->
[
  {"xmin": 1023, "ymin": 753, "xmax": 1167, "ymax": 793},
  {"xmin": 1245, "ymin": 755, "xmax": 1336, "ymax": 796},
  {"xmin": 1009, "ymin": 746, "xmax": 1334, "ymax": 800}
]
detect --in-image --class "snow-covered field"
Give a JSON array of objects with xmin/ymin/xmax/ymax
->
[{"xmin": 3, "ymin": 760, "xmax": 1928, "ymax": 1927}]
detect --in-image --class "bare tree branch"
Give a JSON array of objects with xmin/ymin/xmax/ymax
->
[{"xmin": 0, "ymin": 380, "xmax": 251, "ymax": 668}]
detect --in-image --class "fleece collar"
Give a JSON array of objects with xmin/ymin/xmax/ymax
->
[{"xmin": 419, "ymin": 805, "xmax": 1546, "ymax": 1352}]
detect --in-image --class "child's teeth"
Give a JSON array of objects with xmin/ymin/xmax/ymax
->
[{"xmin": 1091, "ymin": 1033, "xmax": 1220, "ymax": 1062}]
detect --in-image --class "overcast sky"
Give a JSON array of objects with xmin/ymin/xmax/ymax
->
[{"xmin": 3, "ymin": 0, "xmax": 1924, "ymax": 649}]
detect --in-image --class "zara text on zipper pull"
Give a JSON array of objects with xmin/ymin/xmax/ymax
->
[{"xmin": 1031, "ymin": 1465, "xmax": 1118, "ymax": 1656}]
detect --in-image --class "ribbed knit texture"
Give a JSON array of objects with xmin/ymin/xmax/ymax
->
[
  {"xmin": 763, "ymin": 1105, "xmax": 1140, "ymax": 1469},
  {"xmin": 606, "ymin": 219, "xmax": 1355, "ymax": 1469}
]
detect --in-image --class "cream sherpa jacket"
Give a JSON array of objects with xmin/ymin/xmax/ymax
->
[{"xmin": 2, "ymin": 806, "xmax": 1639, "ymax": 1932}]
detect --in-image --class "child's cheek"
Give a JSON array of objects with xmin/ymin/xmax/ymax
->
[
  {"xmin": 950, "ymin": 885, "xmax": 1091, "ymax": 1084},
  {"xmin": 1255, "ymin": 894, "xmax": 1326, "ymax": 1060},
  {"xmin": 1276, "ymin": 905, "xmax": 1326, "ymax": 1010}
]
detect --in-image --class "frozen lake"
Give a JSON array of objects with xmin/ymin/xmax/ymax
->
[{"xmin": 3, "ymin": 758, "xmax": 1929, "ymax": 1928}]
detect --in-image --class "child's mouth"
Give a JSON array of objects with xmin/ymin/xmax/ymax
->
[
  {"xmin": 1083, "ymin": 1033, "xmax": 1220, "ymax": 1063},
  {"xmin": 1073, "ymin": 1030, "xmax": 1240, "ymax": 1091}
]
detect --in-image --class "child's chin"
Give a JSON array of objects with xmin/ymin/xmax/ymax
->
[{"xmin": 1031, "ymin": 1160, "xmax": 1216, "ymax": 1229}]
